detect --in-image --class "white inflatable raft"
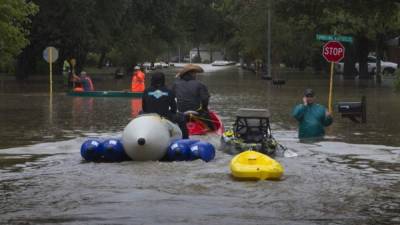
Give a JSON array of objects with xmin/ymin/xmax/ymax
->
[{"xmin": 122, "ymin": 114, "xmax": 182, "ymax": 161}]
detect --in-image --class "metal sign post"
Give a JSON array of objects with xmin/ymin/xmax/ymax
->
[
  {"xmin": 322, "ymin": 41, "xmax": 345, "ymax": 113},
  {"xmin": 43, "ymin": 46, "xmax": 59, "ymax": 121},
  {"xmin": 43, "ymin": 46, "xmax": 59, "ymax": 95}
]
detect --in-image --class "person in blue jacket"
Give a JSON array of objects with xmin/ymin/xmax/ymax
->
[
  {"xmin": 142, "ymin": 72, "xmax": 189, "ymax": 139},
  {"xmin": 292, "ymin": 88, "xmax": 333, "ymax": 139}
]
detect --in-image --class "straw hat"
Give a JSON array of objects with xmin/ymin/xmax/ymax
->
[{"xmin": 176, "ymin": 64, "xmax": 204, "ymax": 77}]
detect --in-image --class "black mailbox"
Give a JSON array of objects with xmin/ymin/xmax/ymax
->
[
  {"xmin": 337, "ymin": 96, "xmax": 366, "ymax": 123},
  {"xmin": 338, "ymin": 102, "xmax": 362, "ymax": 113}
]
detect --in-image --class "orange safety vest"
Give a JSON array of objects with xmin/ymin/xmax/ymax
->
[{"xmin": 131, "ymin": 70, "xmax": 145, "ymax": 92}]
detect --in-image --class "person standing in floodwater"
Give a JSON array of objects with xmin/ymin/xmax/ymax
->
[
  {"xmin": 292, "ymin": 88, "xmax": 332, "ymax": 139},
  {"xmin": 62, "ymin": 60, "xmax": 71, "ymax": 88},
  {"xmin": 131, "ymin": 66, "xmax": 145, "ymax": 92}
]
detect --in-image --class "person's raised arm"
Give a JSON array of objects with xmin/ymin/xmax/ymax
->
[
  {"xmin": 292, "ymin": 98, "xmax": 307, "ymax": 121},
  {"xmin": 71, "ymin": 74, "xmax": 80, "ymax": 82}
]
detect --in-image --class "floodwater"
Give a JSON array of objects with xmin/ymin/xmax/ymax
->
[{"xmin": 0, "ymin": 66, "xmax": 399, "ymax": 225}]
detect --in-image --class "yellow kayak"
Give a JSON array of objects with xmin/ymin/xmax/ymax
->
[{"xmin": 230, "ymin": 150, "xmax": 284, "ymax": 180}]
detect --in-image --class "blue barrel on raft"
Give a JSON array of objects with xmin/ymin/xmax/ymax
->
[
  {"xmin": 189, "ymin": 141, "xmax": 215, "ymax": 162},
  {"xmin": 99, "ymin": 139, "xmax": 129, "ymax": 162},
  {"xmin": 166, "ymin": 139, "xmax": 215, "ymax": 162},
  {"xmin": 166, "ymin": 139, "xmax": 199, "ymax": 161},
  {"xmin": 80, "ymin": 139, "xmax": 102, "ymax": 161},
  {"xmin": 81, "ymin": 138, "xmax": 129, "ymax": 162}
]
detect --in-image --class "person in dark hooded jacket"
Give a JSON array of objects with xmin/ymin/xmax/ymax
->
[
  {"xmin": 142, "ymin": 72, "xmax": 189, "ymax": 138},
  {"xmin": 172, "ymin": 64, "xmax": 215, "ymax": 130}
]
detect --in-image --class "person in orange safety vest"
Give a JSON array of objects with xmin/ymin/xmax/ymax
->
[{"xmin": 131, "ymin": 66, "xmax": 145, "ymax": 92}]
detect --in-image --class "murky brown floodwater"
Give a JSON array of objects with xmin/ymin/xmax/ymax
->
[{"xmin": 0, "ymin": 67, "xmax": 399, "ymax": 225}]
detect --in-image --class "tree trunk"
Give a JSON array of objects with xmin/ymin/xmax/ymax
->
[
  {"xmin": 209, "ymin": 47, "xmax": 213, "ymax": 63},
  {"xmin": 76, "ymin": 54, "xmax": 87, "ymax": 74},
  {"xmin": 196, "ymin": 46, "xmax": 201, "ymax": 63},
  {"xmin": 75, "ymin": 43, "xmax": 89, "ymax": 73},
  {"xmin": 356, "ymin": 36, "xmax": 371, "ymax": 79},
  {"xmin": 97, "ymin": 49, "xmax": 107, "ymax": 69},
  {"xmin": 167, "ymin": 45, "xmax": 170, "ymax": 62},
  {"xmin": 15, "ymin": 54, "xmax": 30, "ymax": 80},
  {"xmin": 343, "ymin": 43, "xmax": 357, "ymax": 79},
  {"xmin": 15, "ymin": 46, "xmax": 36, "ymax": 80},
  {"xmin": 376, "ymin": 33, "xmax": 385, "ymax": 84},
  {"xmin": 311, "ymin": 51, "xmax": 323, "ymax": 72}
]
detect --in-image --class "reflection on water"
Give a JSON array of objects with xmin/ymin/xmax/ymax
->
[
  {"xmin": 0, "ymin": 68, "xmax": 399, "ymax": 225},
  {"xmin": 131, "ymin": 99, "xmax": 142, "ymax": 118}
]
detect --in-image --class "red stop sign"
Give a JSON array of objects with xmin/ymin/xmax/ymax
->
[{"xmin": 322, "ymin": 41, "xmax": 345, "ymax": 62}]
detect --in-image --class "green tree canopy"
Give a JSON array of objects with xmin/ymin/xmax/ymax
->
[
  {"xmin": 9, "ymin": 0, "xmax": 400, "ymax": 78},
  {"xmin": 0, "ymin": 0, "xmax": 37, "ymax": 69},
  {"xmin": 274, "ymin": 0, "xmax": 400, "ymax": 75}
]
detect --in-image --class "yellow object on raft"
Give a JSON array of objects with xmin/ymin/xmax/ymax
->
[{"xmin": 230, "ymin": 150, "xmax": 284, "ymax": 180}]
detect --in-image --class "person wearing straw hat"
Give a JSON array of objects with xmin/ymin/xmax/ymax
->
[
  {"xmin": 292, "ymin": 88, "xmax": 332, "ymax": 139},
  {"xmin": 172, "ymin": 64, "xmax": 215, "ymax": 130}
]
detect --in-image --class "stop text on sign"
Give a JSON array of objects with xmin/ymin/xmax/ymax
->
[
  {"xmin": 322, "ymin": 41, "xmax": 345, "ymax": 63},
  {"xmin": 324, "ymin": 47, "xmax": 343, "ymax": 56}
]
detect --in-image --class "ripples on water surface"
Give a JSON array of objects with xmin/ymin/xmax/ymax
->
[{"xmin": 0, "ymin": 67, "xmax": 399, "ymax": 225}]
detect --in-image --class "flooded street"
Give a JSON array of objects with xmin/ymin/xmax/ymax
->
[{"xmin": 0, "ymin": 67, "xmax": 399, "ymax": 225}]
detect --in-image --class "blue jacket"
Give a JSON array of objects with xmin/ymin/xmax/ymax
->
[
  {"xmin": 142, "ymin": 86, "xmax": 176, "ymax": 119},
  {"xmin": 292, "ymin": 103, "xmax": 333, "ymax": 139}
]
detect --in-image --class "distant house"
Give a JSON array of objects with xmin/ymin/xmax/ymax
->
[
  {"xmin": 386, "ymin": 36, "xmax": 400, "ymax": 64},
  {"xmin": 189, "ymin": 47, "xmax": 224, "ymax": 63}
]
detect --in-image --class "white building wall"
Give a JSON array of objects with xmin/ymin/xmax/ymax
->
[{"xmin": 189, "ymin": 48, "xmax": 224, "ymax": 63}]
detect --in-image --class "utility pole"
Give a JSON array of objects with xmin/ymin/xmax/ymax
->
[
  {"xmin": 178, "ymin": 46, "xmax": 181, "ymax": 63},
  {"xmin": 267, "ymin": 0, "xmax": 272, "ymax": 78},
  {"xmin": 376, "ymin": 33, "xmax": 383, "ymax": 84}
]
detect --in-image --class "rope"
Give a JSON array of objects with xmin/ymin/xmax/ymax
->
[{"xmin": 188, "ymin": 113, "xmax": 220, "ymax": 124}]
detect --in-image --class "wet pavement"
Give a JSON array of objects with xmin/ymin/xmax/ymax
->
[{"xmin": 0, "ymin": 66, "xmax": 399, "ymax": 225}]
